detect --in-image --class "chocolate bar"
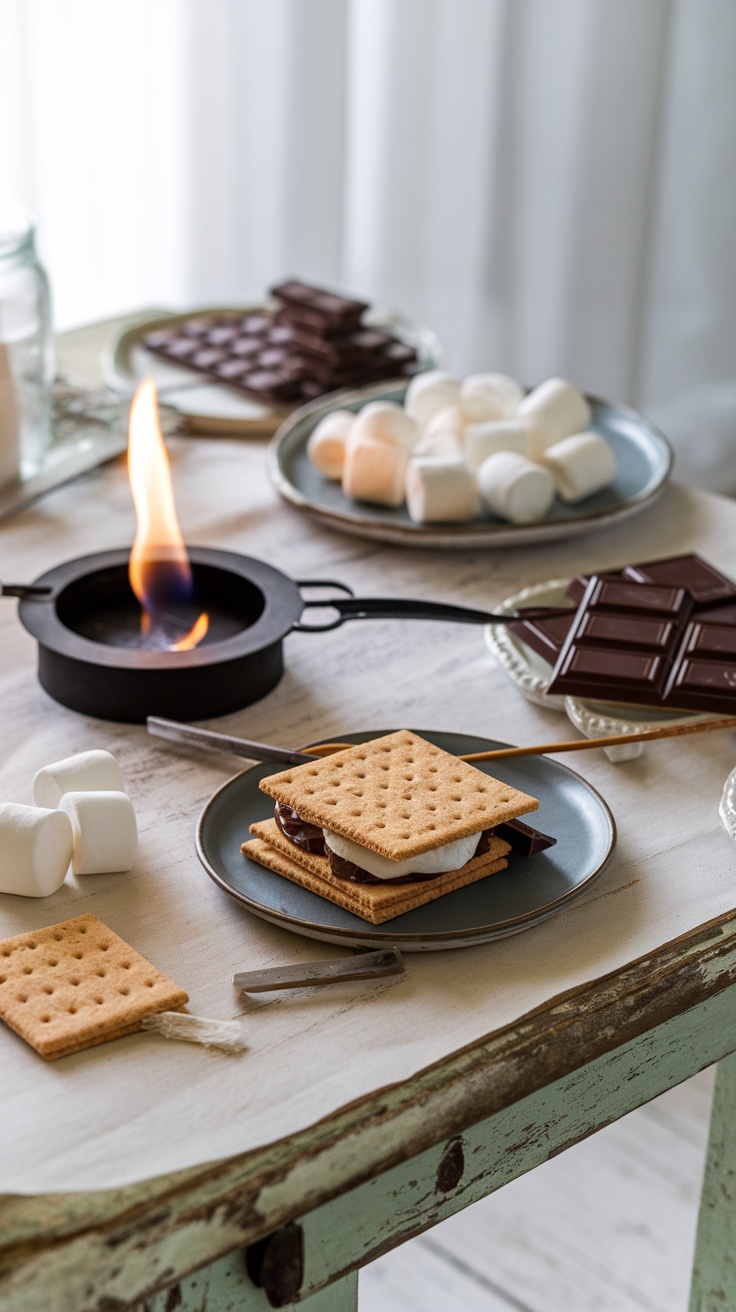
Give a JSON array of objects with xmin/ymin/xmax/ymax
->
[
  {"xmin": 508, "ymin": 555, "xmax": 736, "ymax": 716},
  {"xmin": 143, "ymin": 280, "xmax": 419, "ymax": 406},
  {"xmin": 270, "ymin": 279, "xmax": 369, "ymax": 333}
]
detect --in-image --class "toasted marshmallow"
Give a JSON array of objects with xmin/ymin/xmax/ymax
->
[
  {"xmin": 465, "ymin": 420, "xmax": 528, "ymax": 471},
  {"xmin": 59, "ymin": 791, "xmax": 138, "ymax": 875},
  {"xmin": 306, "ymin": 409, "xmax": 355, "ymax": 480},
  {"xmin": 517, "ymin": 378, "xmax": 591, "ymax": 460},
  {"xmin": 32, "ymin": 749, "xmax": 125, "ymax": 809},
  {"xmin": 0, "ymin": 803, "xmax": 73, "ymax": 897},
  {"xmin": 404, "ymin": 371, "xmax": 461, "ymax": 428},
  {"xmin": 342, "ymin": 436, "xmax": 409, "ymax": 507},
  {"xmin": 351, "ymin": 401, "xmax": 418, "ymax": 451},
  {"xmin": 478, "ymin": 451, "xmax": 555, "ymax": 525},
  {"xmin": 405, "ymin": 456, "xmax": 478, "ymax": 524},
  {"xmin": 323, "ymin": 828, "xmax": 481, "ymax": 880},
  {"xmin": 460, "ymin": 373, "xmax": 524, "ymax": 422},
  {"xmin": 542, "ymin": 430, "xmax": 617, "ymax": 503}
]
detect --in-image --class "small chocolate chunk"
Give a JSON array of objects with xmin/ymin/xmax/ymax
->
[{"xmin": 493, "ymin": 818, "xmax": 556, "ymax": 856}]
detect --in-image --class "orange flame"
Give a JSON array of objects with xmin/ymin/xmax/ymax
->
[{"xmin": 127, "ymin": 378, "xmax": 208, "ymax": 650}]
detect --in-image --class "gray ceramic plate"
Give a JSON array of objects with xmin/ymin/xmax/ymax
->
[
  {"xmin": 196, "ymin": 729, "xmax": 616, "ymax": 951},
  {"xmin": 269, "ymin": 384, "xmax": 673, "ymax": 549}
]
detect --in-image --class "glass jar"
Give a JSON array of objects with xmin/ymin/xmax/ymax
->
[{"xmin": 0, "ymin": 205, "xmax": 54, "ymax": 482}]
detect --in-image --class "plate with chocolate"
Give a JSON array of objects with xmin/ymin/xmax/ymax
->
[
  {"xmin": 103, "ymin": 281, "xmax": 440, "ymax": 437},
  {"xmin": 487, "ymin": 554, "xmax": 736, "ymax": 751},
  {"xmin": 270, "ymin": 374, "xmax": 672, "ymax": 548},
  {"xmin": 196, "ymin": 728, "xmax": 615, "ymax": 950}
]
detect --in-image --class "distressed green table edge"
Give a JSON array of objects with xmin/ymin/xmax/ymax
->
[{"xmin": 3, "ymin": 903, "xmax": 736, "ymax": 1309}]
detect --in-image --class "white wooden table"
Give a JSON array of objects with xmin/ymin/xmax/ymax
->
[{"xmin": 1, "ymin": 326, "xmax": 736, "ymax": 1310}]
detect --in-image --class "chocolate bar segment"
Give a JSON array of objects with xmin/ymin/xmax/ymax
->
[
  {"xmin": 547, "ymin": 574, "xmax": 694, "ymax": 705},
  {"xmin": 623, "ymin": 553, "xmax": 736, "ymax": 604},
  {"xmin": 507, "ymin": 610, "xmax": 576, "ymax": 662}
]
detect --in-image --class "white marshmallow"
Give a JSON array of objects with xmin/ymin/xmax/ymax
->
[
  {"xmin": 477, "ymin": 451, "xmax": 555, "ymax": 525},
  {"xmin": 405, "ymin": 456, "xmax": 479, "ymax": 524},
  {"xmin": 460, "ymin": 373, "xmax": 525, "ymax": 422},
  {"xmin": 306, "ymin": 410, "xmax": 354, "ymax": 480},
  {"xmin": 32, "ymin": 749, "xmax": 125, "ymax": 810},
  {"xmin": 0, "ymin": 803, "xmax": 73, "ymax": 898},
  {"xmin": 351, "ymin": 401, "xmax": 418, "ymax": 451},
  {"xmin": 542, "ymin": 430, "xmax": 617, "ymax": 503},
  {"xmin": 323, "ymin": 828, "xmax": 481, "ymax": 880},
  {"xmin": 423, "ymin": 405, "xmax": 468, "ymax": 444},
  {"xmin": 59, "ymin": 791, "xmax": 138, "ymax": 875},
  {"xmin": 465, "ymin": 420, "xmax": 528, "ymax": 471},
  {"xmin": 342, "ymin": 437, "xmax": 408, "ymax": 507},
  {"xmin": 404, "ymin": 371, "xmax": 461, "ymax": 428},
  {"xmin": 516, "ymin": 378, "xmax": 591, "ymax": 460},
  {"xmin": 414, "ymin": 429, "xmax": 464, "ymax": 459}
]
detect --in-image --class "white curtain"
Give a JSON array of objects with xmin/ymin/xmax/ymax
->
[{"xmin": 2, "ymin": 0, "xmax": 735, "ymax": 488}]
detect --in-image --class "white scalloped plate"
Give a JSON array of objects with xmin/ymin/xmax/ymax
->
[
  {"xmin": 484, "ymin": 578, "xmax": 713, "ymax": 761},
  {"xmin": 719, "ymin": 768, "xmax": 736, "ymax": 843}
]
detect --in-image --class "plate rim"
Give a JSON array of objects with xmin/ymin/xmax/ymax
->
[
  {"xmin": 195, "ymin": 728, "xmax": 617, "ymax": 949},
  {"xmin": 268, "ymin": 384, "xmax": 674, "ymax": 550}
]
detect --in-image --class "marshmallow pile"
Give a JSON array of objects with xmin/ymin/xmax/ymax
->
[
  {"xmin": 0, "ymin": 750, "xmax": 138, "ymax": 898},
  {"xmin": 306, "ymin": 372, "xmax": 617, "ymax": 526}
]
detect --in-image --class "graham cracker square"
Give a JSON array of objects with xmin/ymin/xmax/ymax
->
[
  {"xmin": 0, "ymin": 914, "xmax": 188, "ymax": 1060},
  {"xmin": 243, "ymin": 819, "xmax": 510, "ymax": 924},
  {"xmin": 259, "ymin": 730, "xmax": 537, "ymax": 861}
]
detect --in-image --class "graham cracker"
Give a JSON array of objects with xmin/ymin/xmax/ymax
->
[
  {"xmin": 243, "ymin": 819, "xmax": 510, "ymax": 924},
  {"xmin": 0, "ymin": 914, "xmax": 188, "ymax": 1060},
  {"xmin": 258, "ymin": 730, "xmax": 538, "ymax": 861}
]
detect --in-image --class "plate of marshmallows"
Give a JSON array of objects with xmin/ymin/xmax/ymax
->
[{"xmin": 269, "ymin": 370, "xmax": 673, "ymax": 548}]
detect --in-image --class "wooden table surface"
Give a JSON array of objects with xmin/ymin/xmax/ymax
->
[{"xmin": 3, "ymin": 325, "xmax": 736, "ymax": 1309}]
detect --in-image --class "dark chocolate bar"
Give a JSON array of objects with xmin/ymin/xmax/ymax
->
[
  {"xmin": 270, "ymin": 279, "xmax": 369, "ymax": 333},
  {"xmin": 546, "ymin": 571, "xmax": 736, "ymax": 713},
  {"xmin": 144, "ymin": 282, "xmax": 419, "ymax": 407}
]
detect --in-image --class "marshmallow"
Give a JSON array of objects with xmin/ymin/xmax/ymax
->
[
  {"xmin": 324, "ymin": 828, "xmax": 481, "ymax": 881},
  {"xmin": 516, "ymin": 378, "xmax": 591, "ymax": 460},
  {"xmin": 423, "ymin": 405, "xmax": 468, "ymax": 444},
  {"xmin": 414, "ymin": 429, "xmax": 464, "ymax": 459},
  {"xmin": 306, "ymin": 409, "xmax": 354, "ymax": 480},
  {"xmin": 465, "ymin": 420, "xmax": 528, "ymax": 471},
  {"xmin": 342, "ymin": 437, "xmax": 408, "ymax": 507},
  {"xmin": 477, "ymin": 451, "xmax": 555, "ymax": 525},
  {"xmin": 460, "ymin": 373, "xmax": 525, "ymax": 423},
  {"xmin": 351, "ymin": 401, "xmax": 418, "ymax": 451},
  {"xmin": 542, "ymin": 430, "xmax": 617, "ymax": 503},
  {"xmin": 32, "ymin": 749, "xmax": 125, "ymax": 810},
  {"xmin": 59, "ymin": 791, "xmax": 138, "ymax": 875},
  {"xmin": 404, "ymin": 371, "xmax": 461, "ymax": 428},
  {"xmin": 0, "ymin": 803, "xmax": 73, "ymax": 897},
  {"xmin": 405, "ymin": 456, "xmax": 479, "ymax": 524}
]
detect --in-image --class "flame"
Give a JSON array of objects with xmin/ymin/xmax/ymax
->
[{"xmin": 127, "ymin": 378, "xmax": 208, "ymax": 650}]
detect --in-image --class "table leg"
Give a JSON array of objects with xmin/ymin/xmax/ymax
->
[
  {"xmin": 689, "ymin": 1051, "xmax": 736, "ymax": 1311},
  {"xmin": 142, "ymin": 1253, "xmax": 358, "ymax": 1311}
]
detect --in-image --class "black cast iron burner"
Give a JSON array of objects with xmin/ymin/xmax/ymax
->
[{"xmin": 6, "ymin": 547, "xmax": 561, "ymax": 724}]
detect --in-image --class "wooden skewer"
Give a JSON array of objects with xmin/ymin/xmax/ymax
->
[{"xmin": 303, "ymin": 715, "xmax": 736, "ymax": 763}]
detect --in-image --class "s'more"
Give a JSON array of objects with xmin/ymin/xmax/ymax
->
[{"xmin": 241, "ymin": 730, "xmax": 547, "ymax": 924}]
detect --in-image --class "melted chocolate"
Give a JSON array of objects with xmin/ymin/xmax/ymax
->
[{"xmin": 274, "ymin": 801, "xmax": 327, "ymax": 855}]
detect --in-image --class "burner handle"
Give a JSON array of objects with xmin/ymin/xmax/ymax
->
[
  {"xmin": 0, "ymin": 583, "xmax": 55, "ymax": 600},
  {"xmin": 291, "ymin": 596, "xmax": 556, "ymax": 633}
]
